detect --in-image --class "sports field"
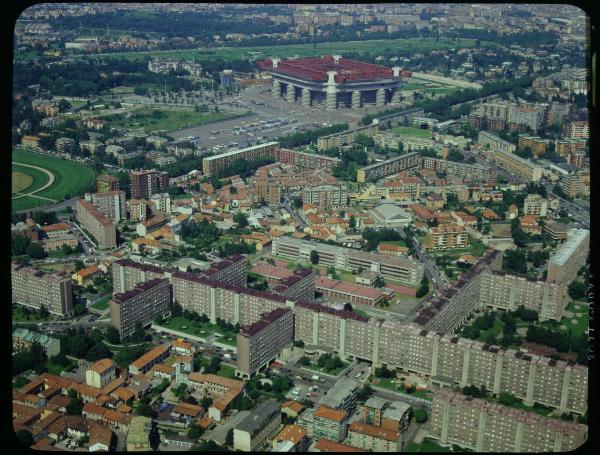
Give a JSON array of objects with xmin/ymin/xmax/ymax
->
[
  {"xmin": 87, "ymin": 37, "xmax": 480, "ymax": 62},
  {"xmin": 12, "ymin": 149, "xmax": 96, "ymax": 212}
]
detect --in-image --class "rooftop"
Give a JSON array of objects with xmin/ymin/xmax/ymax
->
[
  {"xmin": 314, "ymin": 405, "xmax": 348, "ymax": 422},
  {"xmin": 236, "ymin": 399, "xmax": 279, "ymax": 435}
]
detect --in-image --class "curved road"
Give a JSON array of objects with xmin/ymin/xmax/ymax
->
[{"xmin": 12, "ymin": 161, "xmax": 57, "ymax": 201}]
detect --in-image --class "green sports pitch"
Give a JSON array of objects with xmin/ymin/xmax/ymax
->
[{"xmin": 12, "ymin": 149, "xmax": 96, "ymax": 212}]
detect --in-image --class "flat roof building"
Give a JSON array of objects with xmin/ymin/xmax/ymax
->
[
  {"xmin": 11, "ymin": 262, "xmax": 73, "ymax": 316},
  {"xmin": 233, "ymin": 399, "xmax": 281, "ymax": 451},
  {"xmin": 236, "ymin": 308, "xmax": 295, "ymax": 379},
  {"xmin": 110, "ymin": 278, "xmax": 171, "ymax": 339},
  {"xmin": 547, "ymin": 229, "xmax": 589, "ymax": 286},
  {"xmin": 76, "ymin": 199, "xmax": 117, "ymax": 249}
]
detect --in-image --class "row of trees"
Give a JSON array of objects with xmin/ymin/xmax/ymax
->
[{"xmin": 277, "ymin": 123, "xmax": 348, "ymax": 148}]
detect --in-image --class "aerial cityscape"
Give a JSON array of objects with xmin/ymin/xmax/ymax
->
[{"xmin": 11, "ymin": 3, "xmax": 590, "ymax": 452}]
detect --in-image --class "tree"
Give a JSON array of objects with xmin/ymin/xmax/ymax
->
[
  {"xmin": 38, "ymin": 304, "xmax": 50, "ymax": 319},
  {"xmin": 201, "ymin": 396, "xmax": 213, "ymax": 409},
  {"xmin": 414, "ymin": 408, "xmax": 428, "ymax": 423},
  {"xmin": 225, "ymin": 428, "xmax": 234, "ymax": 447},
  {"xmin": 349, "ymin": 215, "xmax": 356, "ymax": 229},
  {"xmin": 187, "ymin": 426, "xmax": 201, "ymax": 440},
  {"xmin": 373, "ymin": 276, "xmax": 385, "ymax": 288},
  {"xmin": 131, "ymin": 321, "xmax": 146, "ymax": 343},
  {"xmin": 136, "ymin": 402, "xmax": 154, "ymax": 417},
  {"xmin": 171, "ymin": 301, "xmax": 183, "ymax": 317},
  {"xmin": 568, "ymin": 280, "xmax": 587, "ymax": 300},
  {"xmin": 310, "ymin": 250, "xmax": 319, "ymax": 264},
  {"xmin": 357, "ymin": 384, "xmax": 373, "ymax": 402},
  {"xmin": 67, "ymin": 392, "xmax": 84, "ymax": 415},
  {"xmin": 343, "ymin": 303, "xmax": 353, "ymax": 312},
  {"xmin": 104, "ymin": 326, "xmax": 120, "ymax": 344},
  {"xmin": 416, "ymin": 277, "xmax": 429, "ymax": 298},
  {"xmin": 293, "ymin": 196, "xmax": 303, "ymax": 208},
  {"xmin": 298, "ymin": 356, "xmax": 311, "ymax": 366},
  {"xmin": 25, "ymin": 242, "xmax": 47, "ymax": 259},
  {"xmin": 85, "ymin": 342, "xmax": 114, "ymax": 362},
  {"xmin": 16, "ymin": 429, "xmax": 34, "ymax": 448},
  {"xmin": 233, "ymin": 211, "xmax": 248, "ymax": 228}
]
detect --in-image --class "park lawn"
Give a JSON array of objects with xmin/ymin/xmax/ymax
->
[
  {"xmin": 306, "ymin": 362, "xmax": 349, "ymax": 377},
  {"xmin": 89, "ymin": 37, "xmax": 479, "ymax": 62},
  {"xmin": 13, "ymin": 305, "xmax": 47, "ymax": 322},
  {"xmin": 215, "ymin": 334, "xmax": 237, "ymax": 347},
  {"xmin": 339, "ymin": 272, "xmax": 356, "ymax": 283},
  {"xmin": 12, "ymin": 149, "xmax": 96, "ymax": 212},
  {"xmin": 91, "ymin": 295, "xmax": 111, "ymax": 311},
  {"xmin": 217, "ymin": 364, "xmax": 236, "ymax": 379},
  {"xmin": 372, "ymin": 377, "xmax": 432, "ymax": 400},
  {"xmin": 390, "ymin": 126, "xmax": 434, "ymax": 139},
  {"xmin": 404, "ymin": 439, "xmax": 452, "ymax": 453},
  {"xmin": 536, "ymin": 302, "xmax": 588, "ymax": 338},
  {"xmin": 380, "ymin": 240, "xmax": 407, "ymax": 247},
  {"xmin": 99, "ymin": 107, "xmax": 247, "ymax": 133},
  {"xmin": 477, "ymin": 319, "xmax": 503, "ymax": 343}
]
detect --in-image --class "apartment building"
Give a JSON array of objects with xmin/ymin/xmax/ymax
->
[
  {"xmin": 21, "ymin": 135, "xmax": 40, "ymax": 149},
  {"xmin": 556, "ymin": 139, "xmax": 586, "ymax": 160},
  {"xmin": 477, "ymin": 131, "xmax": 516, "ymax": 154},
  {"xmin": 202, "ymin": 254, "xmax": 248, "ymax": 287},
  {"xmin": 425, "ymin": 225, "xmax": 469, "ymax": 251},
  {"xmin": 518, "ymin": 135, "xmax": 550, "ymax": 156},
  {"xmin": 272, "ymin": 236, "xmax": 424, "ymax": 287},
  {"xmin": 111, "ymin": 258, "xmax": 172, "ymax": 294},
  {"xmin": 12, "ymin": 328, "xmax": 60, "ymax": 357},
  {"xmin": 170, "ymin": 270, "xmax": 288, "ymax": 326},
  {"xmin": 84, "ymin": 191, "xmax": 127, "ymax": 222},
  {"xmin": 85, "ymin": 359, "xmax": 116, "ymax": 388},
  {"xmin": 491, "ymin": 148, "xmax": 543, "ymax": 182},
  {"xmin": 302, "ymin": 184, "xmax": 348, "ymax": 208},
  {"xmin": 147, "ymin": 193, "xmax": 171, "ymax": 214},
  {"xmin": 429, "ymin": 390, "xmax": 587, "ymax": 452},
  {"xmin": 479, "ymin": 101, "xmax": 509, "ymax": 120},
  {"xmin": 76, "ymin": 199, "xmax": 117, "ymax": 249},
  {"xmin": 55, "ymin": 137, "xmax": 75, "ymax": 154},
  {"xmin": 379, "ymin": 177, "xmax": 421, "ymax": 200},
  {"xmin": 202, "ymin": 142, "xmax": 279, "ymax": 176},
  {"xmin": 347, "ymin": 422, "xmax": 401, "ymax": 452},
  {"xmin": 129, "ymin": 344, "xmax": 171, "ymax": 375},
  {"xmin": 357, "ymin": 152, "xmax": 420, "ymax": 183},
  {"xmin": 272, "ymin": 269, "xmax": 316, "ymax": 302},
  {"xmin": 273, "ymin": 148, "xmax": 341, "ymax": 174},
  {"xmin": 363, "ymin": 397, "xmax": 412, "ymax": 432},
  {"xmin": 311, "ymin": 406, "xmax": 349, "ymax": 442},
  {"xmin": 564, "ymin": 120, "xmax": 589, "ymax": 139},
  {"xmin": 128, "ymin": 199, "xmax": 148, "ymax": 222},
  {"xmin": 97, "ymin": 175, "xmax": 120, "ymax": 193},
  {"xmin": 523, "ymin": 193, "xmax": 549, "ymax": 217},
  {"xmin": 420, "ymin": 157, "xmax": 495, "ymax": 183},
  {"xmin": 130, "ymin": 170, "xmax": 169, "ymax": 199},
  {"xmin": 236, "ymin": 308, "xmax": 295, "ymax": 379},
  {"xmin": 414, "ymin": 249, "xmax": 503, "ymax": 333},
  {"xmin": 479, "ymin": 271, "xmax": 567, "ymax": 321},
  {"xmin": 233, "ymin": 400, "xmax": 281, "ymax": 452},
  {"xmin": 318, "ymin": 378, "xmax": 360, "ymax": 414},
  {"xmin": 543, "ymin": 221, "xmax": 570, "ymax": 241},
  {"xmin": 559, "ymin": 171, "xmax": 589, "ymax": 198},
  {"xmin": 184, "ymin": 373, "xmax": 244, "ymax": 422},
  {"xmin": 508, "ymin": 103, "xmax": 547, "ymax": 132},
  {"xmin": 11, "ymin": 262, "xmax": 73, "ymax": 316},
  {"xmin": 547, "ymin": 229, "xmax": 590, "ymax": 286},
  {"xmin": 110, "ymin": 278, "xmax": 171, "ymax": 338},
  {"xmin": 316, "ymin": 122, "xmax": 378, "ymax": 151}
]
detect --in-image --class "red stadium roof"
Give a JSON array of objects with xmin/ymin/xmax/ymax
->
[{"xmin": 257, "ymin": 55, "xmax": 411, "ymax": 84}]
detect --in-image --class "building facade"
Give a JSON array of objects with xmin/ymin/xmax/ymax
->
[
  {"xmin": 76, "ymin": 199, "xmax": 117, "ymax": 249},
  {"xmin": 11, "ymin": 262, "xmax": 73, "ymax": 316},
  {"xmin": 84, "ymin": 191, "xmax": 127, "ymax": 222}
]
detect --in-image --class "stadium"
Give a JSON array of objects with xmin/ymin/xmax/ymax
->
[{"xmin": 257, "ymin": 55, "xmax": 412, "ymax": 110}]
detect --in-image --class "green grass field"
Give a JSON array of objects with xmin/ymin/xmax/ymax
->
[
  {"xmin": 91, "ymin": 295, "xmax": 111, "ymax": 311},
  {"xmin": 158, "ymin": 316, "xmax": 238, "ymax": 340},
  {"xmin": 390, "ymin": 126, "xmax": 434, "ymax": 139},
  {"xmin": 85, "ymin": 38, "xmax": 479, "ymax": 62},
  {"xmin": 12, "ymin": 149, "xmax": 96, "ymax": 212},
  {"xmin": 98, "ymin": 107, "xmax": 247, "ymax": 133},
  {"xmin": 404, "ymin": 439, "xmax": 452, "ymax": 453},
  {"xmin": 217, "ymin": 364, "xmax": 237, "ymax": 379}
]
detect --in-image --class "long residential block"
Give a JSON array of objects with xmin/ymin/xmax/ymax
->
[
  {"xmin": 76, "ymin": 199, "xmax": 117, "ymax": 249},
  {"xmin": 547, "ymin": 229, "xmax": 590, "ymax": 287},
  {"xmin": 357, "ymin": 152, "xmax": 420, "ymax": 183},
  {"xmin": 202, "ymin": 142, "xmax": 280, "ymax": 176},
  {"xmin": 480, "ymin": 271, "xmax": 567, "ymax": 321},
  {"xmin": 429, "ymin": 389, "xmax": 586, "ymax": 452}
]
